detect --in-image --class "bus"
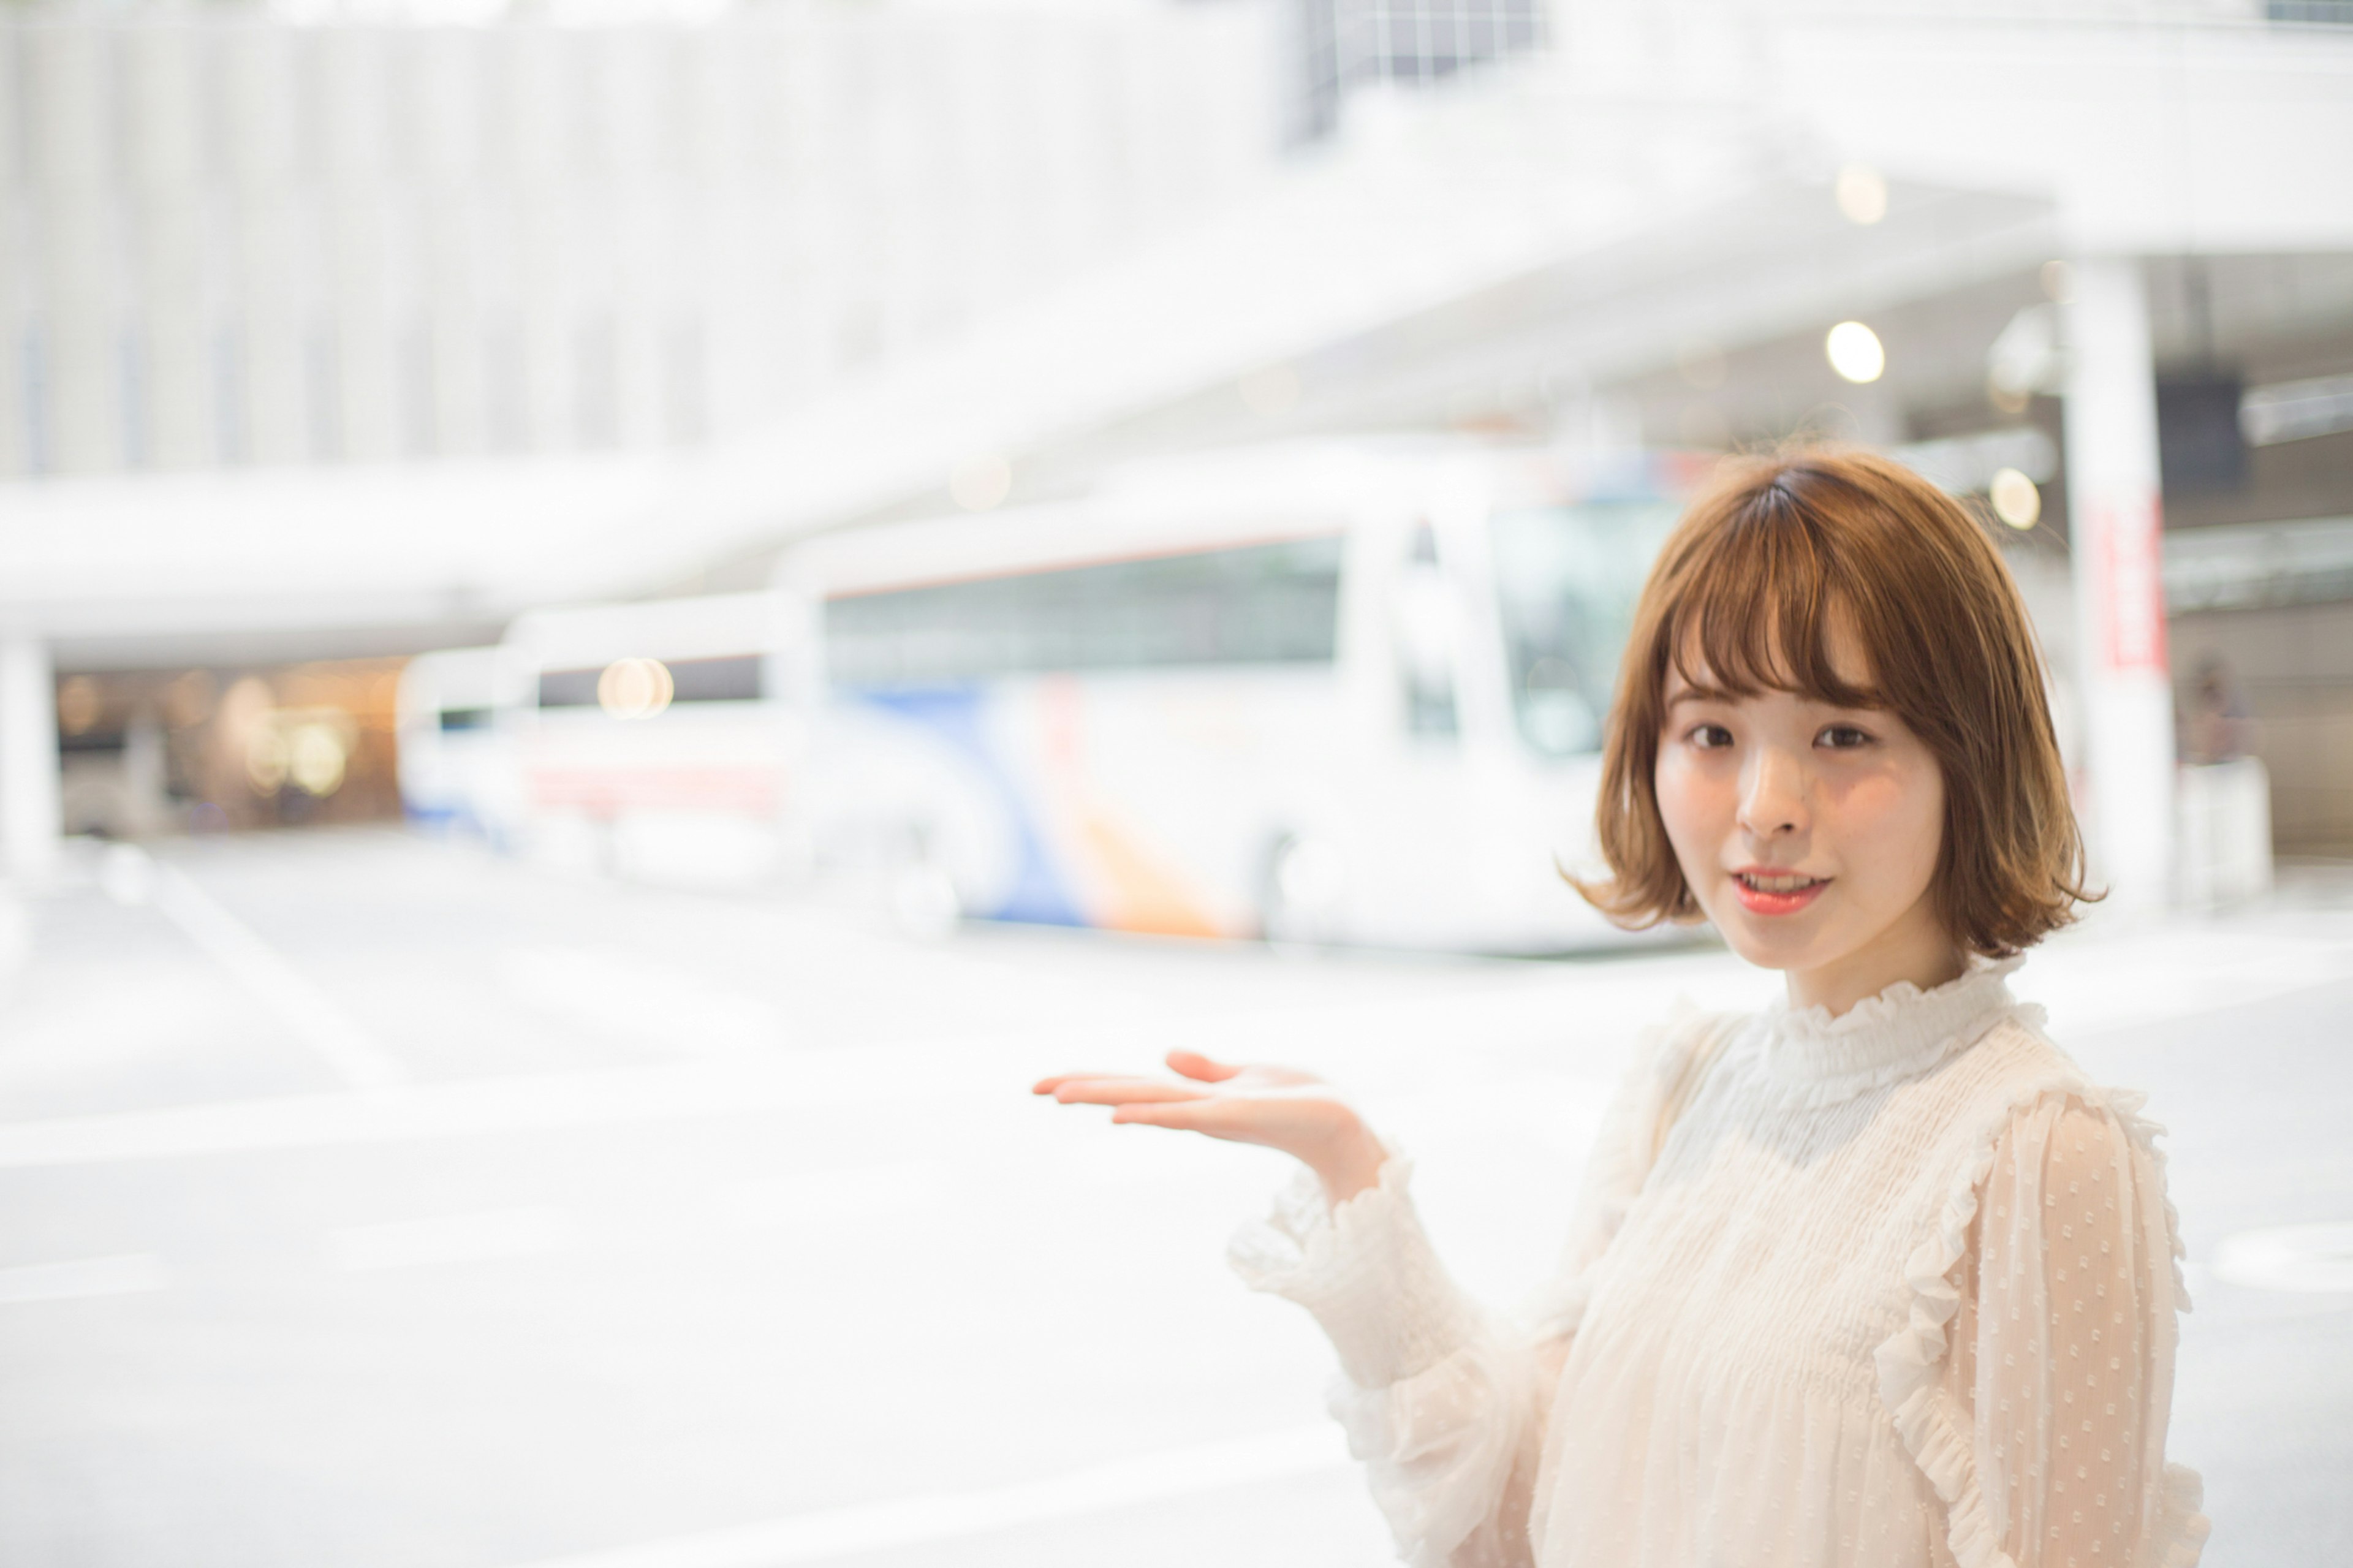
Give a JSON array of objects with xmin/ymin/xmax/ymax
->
[
  {"xmin": 395, "ymin": 646, "xmax": 521, "ymax": 844},
  {"xmin": 499, "ymin": 591, "xmax": 809, "ymax": 887},
  {"xmin": 782, "ymin": 441, "xmax": 1700, "ymax": 953}
]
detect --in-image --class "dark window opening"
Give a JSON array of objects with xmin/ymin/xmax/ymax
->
[{"xmin": 537, "ymin": 653, "xmax": 764, "ymax": 709}]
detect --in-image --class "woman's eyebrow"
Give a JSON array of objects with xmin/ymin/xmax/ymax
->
[{"xmin": 1665, "ymin": 683, "xmax": 1737, "ymax": 706}]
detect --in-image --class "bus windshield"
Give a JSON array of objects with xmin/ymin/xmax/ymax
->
[{"xmin": 1488, "ymin": 502, "xmax": 1680, "ymax": 759}]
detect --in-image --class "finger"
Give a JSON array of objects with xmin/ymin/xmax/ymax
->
[
  {"xmin": 1034, "ymin": 1070, "xmax": 1167, "ymax": 1095},
  {"xmin": 1050, "ymin": 1078, "xmax": 1208, "ymax": 1107},
  {"xmin": 1109, "ymin": 1100, "xmax": 1240, "ymax": 1137},
  {"xmin": 1165, "ymin": 1050, "xmax": 1243, "ymax": 1083}
]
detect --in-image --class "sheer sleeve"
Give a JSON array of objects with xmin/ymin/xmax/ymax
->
[
  {"xmin": 1227, "ymin": 1012, "xmax": 1734, "ymax": 1568},
  {"xmin": 1945, "ymin": 1094, "xmax": 2211, "ymax": 1568}
]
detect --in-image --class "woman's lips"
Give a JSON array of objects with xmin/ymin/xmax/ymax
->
[{"xmin": 1730, "ymin": 869, "xmax": 1830, "ymax": 915}]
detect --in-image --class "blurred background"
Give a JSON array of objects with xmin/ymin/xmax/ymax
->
[{"xmin": 1, "ymin": 0, "xmax": 2351, "ymax": 1563}]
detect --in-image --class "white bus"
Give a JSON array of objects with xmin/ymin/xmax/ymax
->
[
  {"xmin": 395, "ymin": 646, "xmax": 522, "ymax": 844},
  {"xmin": 782, "ymin": 442, "xmax": 1701, "ymax": 953},
  {"xmin": 500, "ymin": 591, "xmax": 809, "ymax": 887}
]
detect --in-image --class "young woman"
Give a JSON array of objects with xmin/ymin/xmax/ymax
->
[{"xmin": 1037, "ymin": 450, "xmax": 2209, "ymax": 1568}]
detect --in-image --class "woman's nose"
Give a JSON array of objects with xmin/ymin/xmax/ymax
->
[{"xmin": 1737, "ymin": 748, "xmax": 1809, "ymax": 838}]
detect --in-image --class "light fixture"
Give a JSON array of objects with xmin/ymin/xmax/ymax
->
[
  {"xmin": 1987, "ymin": 468, "xmax": 2042, "ymax": 530},
  {"xmin": 1835, "ymin": 164, "xmax": 1888, "ymax": 225},
  {"xmin": 1825, "ymin": 321, "xmax": 1885, "ymax": 384},
  {"xmin": 597, "ymin": 657, "xmax": 674, "ymax": 721}
]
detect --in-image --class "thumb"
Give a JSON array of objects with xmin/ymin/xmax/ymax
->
[{"xmin": 1167, "ymin": 1049, "xmax": 1243, "ymax": 1083}]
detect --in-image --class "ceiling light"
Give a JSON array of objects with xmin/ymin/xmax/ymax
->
[
  {"xmin": 1825, "ymin": 321, "xmax": 1885, "ymax": 384},
  {"xmin": 1988, "ymin": 468, "xmax": 2041, "ymax": 529},
  {"xmin": 1835, "ymin": 164, "xmax": 1888, "ymax": 225}
]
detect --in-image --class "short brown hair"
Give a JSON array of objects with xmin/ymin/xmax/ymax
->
[{"xmin": 1576, "ymin": 447, "xmax": 2089, "ymax": 956}]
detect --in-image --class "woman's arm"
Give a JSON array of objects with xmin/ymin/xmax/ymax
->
[
  {"xmin": 1233, "ymin": 1009, "xmax": 1724, "ymax": 1568},
  {"xmin": 1227, "ymin": 1150, "xmax": 1558, "ymax": 1568},
  {"xmin": 1039, "ymin": 1015, "xmax": 1726, "ymax": 1567},
  {"xmin": 1952, "ymin": 1095, "xmax": 2210, "ymax": 1567},
  {"xmin": 1037, "ymin": 1051, "xmax": 1556, "ymax": 1566},
  {"xmin": 1036, "ymin": 1050, "xmax": 1389, "ymax": 1202}
]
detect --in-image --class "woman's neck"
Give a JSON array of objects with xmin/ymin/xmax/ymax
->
[{"xmin": 1784, "ymin": 898, "xmax": 1967, "ymax": 1018}]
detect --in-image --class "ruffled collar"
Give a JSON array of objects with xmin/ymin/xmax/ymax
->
[{"xmin": 1757, "ymin": 956, "xmax": 2026, "ymax": 1100}]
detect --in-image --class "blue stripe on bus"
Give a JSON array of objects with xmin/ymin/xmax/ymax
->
[{"xmin": 849, "ymin": 686, "xmax": 1086, "ymax": 928}]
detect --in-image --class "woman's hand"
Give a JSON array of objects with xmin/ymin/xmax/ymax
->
[{"xmin": 1033, "ymin": 1050, "xmax": 1389, "ymax": 1205}]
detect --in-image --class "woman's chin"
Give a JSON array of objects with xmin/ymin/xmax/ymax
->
[{"xmin": 1707, "ymin": 905, "xmax": 1836, "ymax": 972}]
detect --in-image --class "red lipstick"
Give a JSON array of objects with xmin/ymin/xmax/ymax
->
[{"xmin": 1730, "ymin": 867, "xmax": 1830, "ymax": 916}]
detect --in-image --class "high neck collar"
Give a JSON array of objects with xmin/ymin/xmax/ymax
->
[{"xmin": 1759, "ymin": 956, "xmax": 2025, "ymax": 1098}]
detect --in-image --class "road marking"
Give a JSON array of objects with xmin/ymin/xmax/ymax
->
[
  {"xmin": 0, "ymin": 1252, "xmax": 167, "ymax": 1305},
  {"xmin": 145, "ymin": 857, "xmax": 410, "ymax": 1094},
  {"xmin": 2212, "ymin": 1222, "xmax": 2353, "ymax": 1295},
  {"xmin": 328, "ymin": 1206, "xmax": 579, "ymax": 1272},
  {"xmin": 499, "ymin": 1423, "xmax": 1349, "ymax": 1568}
]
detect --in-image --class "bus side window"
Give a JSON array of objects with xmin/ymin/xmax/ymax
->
[{"xmin": 1393, "ymin": 524, "xmax": 1459, "ymax": 740}]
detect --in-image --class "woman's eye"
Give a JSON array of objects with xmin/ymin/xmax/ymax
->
[
  {"xmin": 1689, "ymin": 723, "xmax": 1734, "ymax": 749},
  {"xmin": 1817, "ymin": 724, "xmax": 1874, "ymax": 749}
]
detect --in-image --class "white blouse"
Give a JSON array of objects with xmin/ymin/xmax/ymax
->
[{"xmin": 1229, "ymin": 959, "xmax": 2211, "ymax": 1568}]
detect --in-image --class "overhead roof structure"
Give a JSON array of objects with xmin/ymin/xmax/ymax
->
[{"xmin": 4, "ymin": 9, "xmax": 2351, "ymax": 669}]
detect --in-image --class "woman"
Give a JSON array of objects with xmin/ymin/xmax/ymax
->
[{"xmin": 1037, "ymin": 450, "xmax": 2208, "ymax": 1567}]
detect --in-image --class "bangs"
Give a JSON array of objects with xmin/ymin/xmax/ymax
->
[{"xmin": 1662, "ymin": 479, "xmax": 1884, "ymax": 711}]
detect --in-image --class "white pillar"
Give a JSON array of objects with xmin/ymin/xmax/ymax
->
[
  {"xmin": 2063, "ymin": 258, "xmax": 2175, "ymax": 915},
  {"xmin": 0, "ymin": 635, "xmax": 62, "ymax": 883}
]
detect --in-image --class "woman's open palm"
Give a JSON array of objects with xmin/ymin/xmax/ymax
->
[{"xmin": 1033, "ymin": 1050, "xmax": 1386, "ymax": 1200}]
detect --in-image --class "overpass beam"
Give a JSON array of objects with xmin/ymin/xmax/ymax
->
[
  {"xmin": 0, "ymin": 635, "xmax": 63, "ymax": 884},
  {"xmin": 2063, "ymin": 257, "xmax": 2175, "ymax": 915}
]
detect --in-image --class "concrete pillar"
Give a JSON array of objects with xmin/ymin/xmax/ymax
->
[
  {"xmin": 2063, "ymin": 257, "xmax": 2175, "ymax": 915},
  {"xmin": 0, "ymin": 636, "xmax": 63, "ymax": 883}
]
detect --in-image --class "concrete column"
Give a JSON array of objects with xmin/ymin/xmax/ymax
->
[
  {"xmin": 0, "ymin": 635, "xmax": 63, "ymax": 883},
  {"xmin": 2063, "ymin": 257, "xmax": 2175, "ymax": 915}
]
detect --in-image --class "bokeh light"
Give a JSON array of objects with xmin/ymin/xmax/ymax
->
[
  {"xmin": 949, "ymin": 455, "xmax": 1014, "ymax": 512},
  {"xmin": 287, "ymin": 724, "xmax": 349, "ymax": 797},
  {"xmin": 1988, "ymin": 467, "xmax": 2043, "ymax": 529},
  {"xmin": 1835, "ymin": 164, "xmax": 1889, "ymax": 225},
  {"xmin": 597, "ymin": 657, "xmax": 675, "ymax": 721},
  {"xmin": 1825, "ymin": 320, "xmax": 1887, "ymax": 384}
]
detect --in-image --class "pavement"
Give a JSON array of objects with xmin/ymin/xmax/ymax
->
[{"xmin": 0, "ymin": 828, "xmax": 2346, "ymax": 1567}]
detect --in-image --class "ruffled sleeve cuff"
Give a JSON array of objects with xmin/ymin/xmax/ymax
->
[{"xmin": 1228, "ymin": 1151, "xmax": 1482, "ymax": 1390}]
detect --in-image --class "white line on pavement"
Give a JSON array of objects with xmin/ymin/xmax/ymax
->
[
  {"xmin": 146, "ymin": 857, "xmax": 410, "ymax": 1094},
  {"xmin": 499, "ymin": 1424, "xmax": 1350, "ymax": 1568},
  {"xmin": 0, "ymin": 1252, "xmax": 168, "ymax": 1305},
  {"xmin": 328, "ymin": 1206, "xmax": 580, "ymax": 1271},
  {"xmin": 0, "ymin": 1056, "xmax": 963, "ymax": 1169}
]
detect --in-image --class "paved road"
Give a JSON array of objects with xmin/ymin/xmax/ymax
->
[{"xmin": 0, "ymin": 830, "xmax": 2345, "ymax": 1567}]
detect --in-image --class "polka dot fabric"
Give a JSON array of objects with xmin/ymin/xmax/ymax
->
[
  {"xmin": 1952, "ymin": 1096, "xmax": 2207, "ymax": 1567},
  {"xmin": 1230, "ymin": 961, "xmax": 2210, "ymax": 1568}
]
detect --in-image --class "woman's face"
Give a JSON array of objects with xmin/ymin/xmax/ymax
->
[{"xmin": 1653, "ymin": 632, "xmax": 1954, "ymax": 1007}]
